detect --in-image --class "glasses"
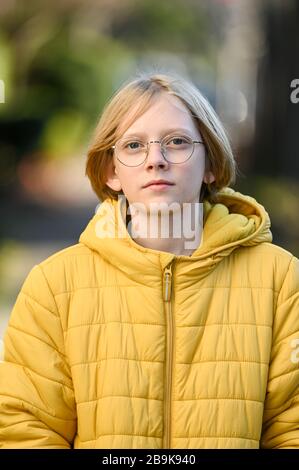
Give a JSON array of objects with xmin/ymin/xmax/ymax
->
[{"xmin": 111, "ymin": 134, "xmax": 204, "ymax": 167}]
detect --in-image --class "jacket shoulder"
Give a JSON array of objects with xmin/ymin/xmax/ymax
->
[
  {"xmin": 238, "ymin": 242, "xmax": 298, "ymax": 294},
  {"xmin": 33, "ymin": 243, "xmax": 99, "ymax": 295},
  {"xmin": 243, "ymin": 241, "xmax": 295, "ymax": 264},
  {"xmin": 38, "ymin": 243, "xmax": 94, "ymax": 266}
]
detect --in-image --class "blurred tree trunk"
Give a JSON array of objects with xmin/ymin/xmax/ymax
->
[{"xmin": 253, "ymin": 0, "xmax": 299, "ymax": 178}]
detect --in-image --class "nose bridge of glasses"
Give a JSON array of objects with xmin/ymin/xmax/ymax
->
[{"xmin": 146, "ymin": 140, "xmax": 166, "ymax": 158}]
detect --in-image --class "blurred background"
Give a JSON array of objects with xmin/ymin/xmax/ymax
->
[{"xmin": 1, "ymin": 0, "xmax": 299, "ymax": 342}]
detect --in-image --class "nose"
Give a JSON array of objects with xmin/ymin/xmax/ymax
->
[{"xmin": 144, "ymin": 141, "xmax": 169, "ymax": 170}]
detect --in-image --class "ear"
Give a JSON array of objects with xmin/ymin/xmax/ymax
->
[
  {"xmin": 203, "ymin": 170, "xmax": 215, "ymax": 184},
  {"xmin": 203, "ymin": 154, "xmax": 215, "ymax": 184},
  {"xmin": 105, "ymin": 158, "xmax": 122, "ymax": 192}
]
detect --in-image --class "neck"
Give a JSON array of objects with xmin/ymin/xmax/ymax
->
[{"xmin": 126, "ymin": 201, "xmax": 203, "ymax": 256}]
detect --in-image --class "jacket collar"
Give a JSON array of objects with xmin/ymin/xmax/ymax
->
[{"xmin": 79, "ymin": 187, "xmax": 272, "ymax": 280}]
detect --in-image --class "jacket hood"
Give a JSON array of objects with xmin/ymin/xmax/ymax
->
[{"xmin": 79, "ymin": 187, "xmax": 272, "ymax": 281}]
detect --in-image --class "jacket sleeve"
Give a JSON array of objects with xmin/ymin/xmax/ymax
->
[
  {"xmin": 0, "ymin": 264, "xmax": 77, "ymax": 448},
  {"xmin": 261, "ymin": 255, "xmax": 299, "ymax": 448}
]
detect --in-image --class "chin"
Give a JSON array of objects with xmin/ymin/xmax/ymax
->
[{"xmin": 147, "ymin": 197, "xmax": 185, "ymax": 211}]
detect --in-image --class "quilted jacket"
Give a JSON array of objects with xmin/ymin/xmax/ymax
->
[{"xmin": 0, "ymin": 187, "xmax": 299, "ymax": 449}]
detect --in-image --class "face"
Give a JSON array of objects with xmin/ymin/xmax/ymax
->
[{"xmin": 106, "ymin": 92, "xmax": 215, "ymax": 211}]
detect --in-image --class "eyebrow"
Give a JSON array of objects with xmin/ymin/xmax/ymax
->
[{"xmin": 122, "ymin": 128, "xmax": 196, "ymax": 138}]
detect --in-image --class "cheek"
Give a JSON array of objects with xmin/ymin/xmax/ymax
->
[
  {"xmin": 180, "ymin": 161, "xmax": 205, "ymax": 187},
  {"xmin": 118, "ymin": 169, "xmax": 139, "ymax": 192}
]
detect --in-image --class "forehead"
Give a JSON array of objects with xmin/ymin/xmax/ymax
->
[{"xmin": 118, "ymin": 92, "xmax": 198, "ymax": 137}]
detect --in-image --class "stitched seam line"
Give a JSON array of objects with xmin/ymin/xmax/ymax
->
[
  {"xmin": 70, "ymin": 358, "xmax": 268, "ymax": 367},
  {"xmin": 42, "ymin": 250, "xmax": 95, "ymax": 266},
  {"xmin": 7, "ymin": 325, "xmax": 67, "ymax": 358},
  {"xmin": 12, "ymin": 360, "xmax": 73, "ymax": 391},
  {"xmin": 180, "ymin": 359, "xmax": 269, "ymax": 365},
  {"xmin": 71, "ymin": 358, "xmax": 164, "ymax": 367},
  {"xmin": 275, "ymin": 256, "xmax": 295, "ymax": 318},
  {"xmin": 178, "ymin": 397, "xmax": 263, "ymax": 403},
  {"xmin": 175, "ymin": 286, "xmax": 279, "ymax": 293},
  {"xmin": 76, "ymin": 395, "xmax": 163, "ymax": 404},
  {"xmin": 19, "ymin": 291, "xmax": 58, "ymax": 318},
  {"xmin": 275, "ymin": 420, "xmax": 299, "ymax": 424},
  {"xmin": 53, "ymin": 285, "xmax": 280, "ymax": 296},
  {"xmin": 54, "ymin": 285, "xmax": 154, "ymax": 296},
  {"xmin": 81, "ymin": 433, "xmax": 162, "ymax": 441},
  {"xmin": 273, "ymin": 329, "xmax": 299, "ymax": 348},
  {"xmin": 265, "ymin": 393, "xmax": 299, "ymax": 411},
  {"xmin": 0, "ymin": 418, "xmax": 44, "ymax": 430},
  {"xmin": 67, "ymin": 321, "xmax": 165, "ymax": 330},
  {"xmin": 0, "ymin": 393, "xmax": 76, "ymax": 422},
  {"xmin": 76, "ymin": 395, "xmax": 263, "ymax": 405},
  {"xmin": 77, "ymin": 434, "xmax": 258, "ymax": 442},
  {"xmin": 269, "ymin": 369, "xmax": 299, "ymax": 382},
  {"xmin": 38, "ymin": 265, "xmax": 67, "ymax": 348},
  {"xmin": 66, "ymin": 321, "xmax": 272, "ymax": 331},
  {"xmin": 174, "ymin": 435, "xmax": 259, "ymax": 441}
]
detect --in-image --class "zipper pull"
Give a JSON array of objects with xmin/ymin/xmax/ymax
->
[{"xmin": 163, "ymin": 264, "xmax": 173, "ymax": 302}]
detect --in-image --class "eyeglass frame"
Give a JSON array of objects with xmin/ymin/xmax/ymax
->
[{"xmin": 111, "ymin": 136, "xmax": 205, "ymax": 167}]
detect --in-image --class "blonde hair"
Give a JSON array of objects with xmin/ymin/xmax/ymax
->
[{"xmin": 86, "ymin": 70, "xmax": 237, "ymax": 203}]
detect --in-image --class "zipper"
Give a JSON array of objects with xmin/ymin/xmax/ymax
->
[{"xmin": 162, "ymin": 260, "xmax": 174, "ymax": 449}]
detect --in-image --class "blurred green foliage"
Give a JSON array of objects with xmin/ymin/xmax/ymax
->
[
  {"xmin": 0, "ymin": 0, "xmax": 215, "ymax": 173},
  {"xmin": 0, "ymin": 0, "xmax": 298, "ymax": 260},
  {"xmin": 0, "ymin": 239, "xmax": 26, "ymax": 302},
  {"xmin": 110, "ymin": 0, "xmax": 210, "ymax": 53}
]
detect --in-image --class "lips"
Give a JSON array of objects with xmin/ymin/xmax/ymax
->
[{"xmin": 143, "ymin": 180, "xmax": 174, "ymax": 188}]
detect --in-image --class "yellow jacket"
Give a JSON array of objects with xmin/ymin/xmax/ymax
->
[{"xmin": 1, "ymin": 187, "xmax": 299, "ymax": 449}]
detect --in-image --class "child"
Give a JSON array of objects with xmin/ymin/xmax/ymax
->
[{"xmin": 0, "ymin": 71, "xmax": 298, "ymax": 449}]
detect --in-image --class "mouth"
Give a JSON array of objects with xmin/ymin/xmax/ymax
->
[
  {"xmin": 143, "ymin": 181, "xmax": 175, "ymax": 189},
  {"xmin": 145, "ymin": 183, "xmax": 173, "ymax": 193}
]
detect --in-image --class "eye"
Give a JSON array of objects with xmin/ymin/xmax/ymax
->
[
  {"xmin": 121, "ymin": 140, "xmax": 146, "ymax": 152},
  {"xmin": 165, "ymin": 136, "xmax": 190, "ymax": 146},
  {"xmin": 172, "ymin": 137, "xmax": 185, "ymax": 145},
  {"xmin": 126, "ymin": 141, "xmax": 141, "ymax": 149}
]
